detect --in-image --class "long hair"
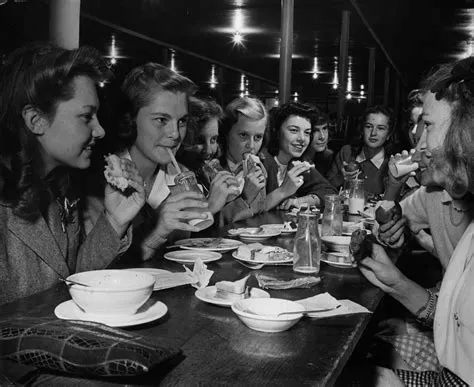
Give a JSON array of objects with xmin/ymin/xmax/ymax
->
[
  {"xmin": 266, "ymin": 102, "xmax": 319, "ymax": 156},
  {"xmin": 349, "ymin": 105, "xmax": 397, "ymax": 157},
  {"xmin": 0, "ymin": 42, "xmax": 108, "ymax": 220},
  {"xmin": 113, "ymin": 63, "xmax": 197, "ymax": 152},
  {"xmin": 217, "ymin": 96, "xmax": 268, "ymax": 160},
  {"xmin": 420, "ymin": 58, "xmax": 474, "ymax": 197}
]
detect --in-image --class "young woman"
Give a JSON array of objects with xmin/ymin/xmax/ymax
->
[
  {"xmin": 360, "ymin": 57, "xmax": 474, "ymax": 386},
  {"xmin": 262, "ymin": 102, "xmax": 336, "ymax": 210},
  {"xmin": 177, "ymin": 96, "xmax": 239, "ymax": 216},
  {"xmin": 303, "ymin": 112, "xmax": 334, "ymax": 179},
  {"xmin": 217, "ymin": 97, "xmax": 268, "ymax": 223},
  {"xmin": 327, "ymin": 105, "xmax": 397, "ymax": 196},
  {"xmin": 0, "ymin": 42, "xmax": 145, "ymax": 305}
]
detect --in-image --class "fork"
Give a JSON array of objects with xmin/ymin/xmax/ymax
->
[{"xmin": 242, "ymin": 305, "xmax": 341, "ymax": 317}]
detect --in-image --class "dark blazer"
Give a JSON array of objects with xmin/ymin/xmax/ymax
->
[
  {"xmin": 261, "ymin": 149, "xmax": 337, "ymax": 207},
  {"xmin": 0, "ymin": 201, "xmax": 130, "ymax": 306}
]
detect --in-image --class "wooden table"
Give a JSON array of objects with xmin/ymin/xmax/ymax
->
[{"xmin": 0, "ymin": 211, "xmax": 386, "ymax": 386}]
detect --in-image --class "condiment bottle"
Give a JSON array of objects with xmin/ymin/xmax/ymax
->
[
  {"xmin": 348, "ymin": 178, "xmax": 365, "ymax": 215},
  {"xmin": 293, "ymin": 209, "xmax": 321, "ymax": 274},
  {"xmin": 321, "ymin": 194, "xmax": 343, "ymax": 236}
]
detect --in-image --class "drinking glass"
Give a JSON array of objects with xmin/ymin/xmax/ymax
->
[{"xmin": 293, "ymin": 210, "xmax": 321, "ymax": 274}]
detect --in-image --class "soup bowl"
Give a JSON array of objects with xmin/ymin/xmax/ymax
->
[{"xmin": 67, "ymin": 270, "xmax": 155, "ymax": 317}]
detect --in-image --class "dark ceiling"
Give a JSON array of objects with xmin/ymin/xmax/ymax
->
[{"xmin": 1, "ymin": 0, "xmax": 474, "ymax": 110}]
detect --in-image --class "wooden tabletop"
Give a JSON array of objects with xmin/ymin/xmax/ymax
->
[{"xmin": 0, "ymin": 211, "xmax": 385, "ymax": 386}]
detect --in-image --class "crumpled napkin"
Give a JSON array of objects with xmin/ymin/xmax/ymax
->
[
  {"xmin": 296, "ymin": 292, "xmax": 371, "ymax": 318},
  {"xmin": 254, "ymin": 273, "xmax": 321, "ymax": 289},
  {"xmin": 183, "ymin": 258, "xmax": 214, "ymax": 289}
]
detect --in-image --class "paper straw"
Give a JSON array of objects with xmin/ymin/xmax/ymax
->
[
  {"xmin": 355, "ymin": 170, "xmax": 362, "ymax": 179},
  {"xmin": 167, "ymin": 148, "xmax": 182, "ymax": 174}
]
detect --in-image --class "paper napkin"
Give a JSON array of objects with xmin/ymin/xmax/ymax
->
[
  {"xmin": 183, "ymin": 258, "xmax": 214, "ymax": 289},
  {"xmin": 296, "ymin": 292, "xmax": 371, "ymax": 318}
]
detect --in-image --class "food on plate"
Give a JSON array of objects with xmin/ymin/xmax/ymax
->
[
  {"xmin": 215, "ymin": 274, "xmax": 251, "ymax": 301},
  {"xmin": 349, "ymin": 229, "xmax": 377, "ymax": 262},
  {"xmin": 375, "ymin": 200, "xmax": 403, "ymax": 224},
  {"xmin": 104, "ymin": 154, "xmax": 129, "ymax": 191},
  {"xmin": 282, "ymin": 221, "xmax": 297, "ymax": 231},
  {"xmin": 344, "ymin": 160, "xmax": 361, "ymax": 173},
  {"xmin": 236, "ymin": 243, "xmax": 292, "ymax": 261}
]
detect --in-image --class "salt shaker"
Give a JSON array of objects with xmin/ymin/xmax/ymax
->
[
  {"xmin": 293, "ymin": 209, "xmax": 321, "ymax": 274},
  {"xmin": 321, "ymin": 194, "xmax": 343, "ymax": 236}
]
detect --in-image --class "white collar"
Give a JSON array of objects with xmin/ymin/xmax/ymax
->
[
  {"xmin": 356, "ymin": 148, "xmax": 385, "ymax": 170},
  {"xmin": 226, "ymin": 158, "xmax": 242, "ymax": 174},
  {"xmin": 274, "ymin": 156, "xmax": 288, "ymax": 172}
]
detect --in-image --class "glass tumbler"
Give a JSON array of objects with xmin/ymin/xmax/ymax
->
[
  {"xmin": 293, "ymin": 210, "xmax": 321, "ymax": 274},
  {"xmin": 321, "ymin": 194, "xmax": 343, "ymax": 236},
  {"xmin": 173, "ymin": 171, "xmax": 214, "ymax": 231},
  {"xmin": 348, "ymin": 178, "xmax": 365, "ymax": 215}
]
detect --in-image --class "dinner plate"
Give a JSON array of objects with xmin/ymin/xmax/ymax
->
[
  {"xmin": 195, "ymin": 286, "xmax": 270, "ymax": 307},
  {"xmin": 163, "ymin": 250, "xmax": 222, "ymax": 264},
  {"xmin": 261, "ymin": 223, "xmax": 297, "ymax": 235},
  {"xmin": 232, "ymin": 250, "xmax": 293, "ymax": 265},
  {"xmin": 320, "ymin": 252, "xmax": 357, "ymax": 269},
  {"xmin": 227, "ymin": 227, "xmax": 281, "ymax": 242},
  {"xmin": 54, "ymin": 298, "xmax": 168, "ymax": 327},
  {"xmin": 175, "ymin": 238, "xmax": 243, "ymax": 252}
]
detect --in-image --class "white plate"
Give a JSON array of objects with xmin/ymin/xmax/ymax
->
[
  {"xmin": 128, "ymin": 268, "xmax": 172, "ymax": 290},
  {"xmin": 227, "ymin": 227, "xmax": 281, "ymax": 242},
  {"xmin": 232, "ymin": 250, "xmax": 293, "ymax": 265},
  {"xmin": 261, "ymin": 223, "xmax": 297, "ymax": 235},
  {"xmin": 320, "ymin": 258, "xmax": 357, "ymax": 269},
  {"xmin": 164, "ymin": 250, "xmax": 222, "ymax": 264},
  {"xmin": 54, "ymin": 298, "xmax": 167, "ymax": 327},
  {"xmin": 195, "ymin": 286, "xmax": 270, "ymax": 307},
  {"xmin": 175, "ymin": 238, "xmax": 243, "ymax": 252}
]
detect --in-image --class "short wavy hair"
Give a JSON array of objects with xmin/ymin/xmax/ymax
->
[
  {"xmin": 217, "ymin": 96, "xmax": 268, "ymax": 159},
  {"xmin": 350, "ymin": 105, "xmax": 397, "ymax": 157},
  {"xmin": 114, "ymin": 63, "xmax": 197, "ymax": 151},
  {"xmin": 0, "ymin": 42, "xmax": 108, "ymax": 220},
  {"xmin": 266, "ymin": 102, "xmax": 319, "ymax": 156},
  {"xmin": 420, "ymin": 59, "xmax": 474, "ymax": 197}
]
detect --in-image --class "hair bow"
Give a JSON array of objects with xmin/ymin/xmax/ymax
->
[{"xmin": 431, "ymin": 57, "xmax": 474, "ymax": 99}]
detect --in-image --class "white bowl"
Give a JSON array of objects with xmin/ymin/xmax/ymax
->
[
  {"xmin": 231, "ymin": 298, "xmax": 305, "ymax": 333},
  {"xmin": 67, "ymin": 270, "xmax": 155, "ymax": 317},
  {"xmin": 321, "ymin": 236, "xmax": 351, "ymax": 254},
  {"xmin": 342, "ymin": 221, "xmax": 362, "ymax": 235}
]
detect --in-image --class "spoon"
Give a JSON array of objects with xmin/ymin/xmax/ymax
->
[
  {"xmin": 242, "ymin": 304, "xmax": 341, "ymax": 317},
  {"xmin": 58, "ymin": 277, "xmax": 90, "ymax": 287}
]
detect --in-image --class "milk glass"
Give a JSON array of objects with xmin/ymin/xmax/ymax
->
[
  {"xmin": 348, "ymin": 178, "xmax": 365, "ymax": 215},
  {"xmin": 173, "ymin": 171, "xmax": 214, "ymax": 231}
]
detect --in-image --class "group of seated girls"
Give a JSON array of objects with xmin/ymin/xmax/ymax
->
[{"xmin": 1, "ymin": 39, "xmax": 474, "ymax": 386}]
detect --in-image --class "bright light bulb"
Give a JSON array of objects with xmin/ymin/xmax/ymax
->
[{"xmin": 233, "ymin": 31, "xmax": 244, "ymax": 45}]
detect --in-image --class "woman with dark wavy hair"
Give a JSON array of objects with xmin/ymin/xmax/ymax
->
[
  {"xmin": 0, "ymin": 42, "xmax": 146, "ymax": 305},
  {"xmin": 327, "ymin": 105, "xmax": 397, "ymax": 195},
  {"xmin": 262, "ymin": 102, "xmax": 336, "ymax": 210},
  {"xmin": 358, "ymin": 57, "xmax": 474, "ymax": 386}
]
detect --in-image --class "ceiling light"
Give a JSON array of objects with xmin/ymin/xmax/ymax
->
[
  {"xmin": 232, "ymin": 31, "xmax": 244, "ymax": 45},
  {"xmin": 312, "ymin": 56, "xmax": 319, "ymax": 79}
]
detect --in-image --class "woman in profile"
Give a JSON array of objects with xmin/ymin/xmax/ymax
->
[{"xmin": 0, "ymin": 42, "xmax": 146, "ymax": 305}]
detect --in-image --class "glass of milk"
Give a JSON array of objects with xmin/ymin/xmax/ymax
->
[{"xmin": 348, "ymin": 178, "xmax": 365, "ymax": 215}]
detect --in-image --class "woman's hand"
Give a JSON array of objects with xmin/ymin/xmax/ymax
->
[
  {"xmin": 152, "ymin": 191, "xmax": 210, "ymax": 240},
  {"xmin": 377, "ymin": 217, "xmax": 407, "ymax": 248},
  {"xmin": 104, "ymin": 158, "xmax": 146, "ymax": 237},
  {"xmin": 342, "ymin": 161, "xmax": 360, "ymax": 180},
  {"xmin": 278, "ymin": 198, "xmax": 298, "ymax": 210},
  {"xmin": 208, "ymin": 171, "xmax": 240, "ymax": 213},
  {"xmin": 242, "ymin": 165, "xmax": 266, "ymax": 204},
  {"xmin": 358, "ymin": 244, "xmax": 404, "ymax": 294},
  {"xmin": 279, "ymin": 163, "xmax": 309, "ymax": 197}
]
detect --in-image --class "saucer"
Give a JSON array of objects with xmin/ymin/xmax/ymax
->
[
  {"xmin": 195, "ymin": 286, "xmax": 270, "ymax": 307},
  {"xmin": 54, "ymin": 298, "xmax": 168, "ymax": 327},
  {"xmin": 164, "ymin": 250, "xmax": 222, "ymax": 264}
]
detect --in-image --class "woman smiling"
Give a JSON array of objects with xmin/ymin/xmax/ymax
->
[{"xmin": 262, "ymin": 102, "xmax": 336, "ymax": 210}]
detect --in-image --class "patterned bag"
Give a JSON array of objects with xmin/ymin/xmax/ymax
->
[{"xmin": 0, "ymin": 317, "xmax": 180, "ymax": 377}]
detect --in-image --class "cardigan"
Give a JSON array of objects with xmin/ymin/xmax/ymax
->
[
  {"xmin": 327, "ymin": 144, "xmax": 390, "ymax": 195},
  {"xmin": 261, "ymin": 149, "xmax": 337, "ymax": 208}
]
